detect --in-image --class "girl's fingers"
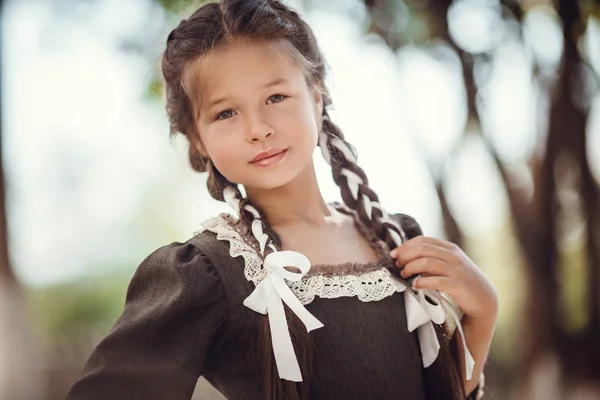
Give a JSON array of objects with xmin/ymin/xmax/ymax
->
[
  {"xmin": 400, "ymin": 257, "xmax": 452, "ymax": 279},
  {"xmin": 410, "ymin": 236, "xmax": 456, "ymax": 250},
  {"xmin": 393, "ymin": 242, "xmax": 458, "ymax": 267},
  {"xmin": 412, "ymin": 275, "xmax": 455, "ymax": 293},
  {"xmin": 390, "ymin": 236, "xmax": 457, "ymax": 258}
]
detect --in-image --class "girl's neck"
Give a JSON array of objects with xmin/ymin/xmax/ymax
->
[{"xmin": 245, "ymin": 162, "xmax": 340, "ymax": 229}]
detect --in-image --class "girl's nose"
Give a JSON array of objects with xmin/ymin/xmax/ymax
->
[
  {"xmin": 249, "ymin": 126, "xmax": 274, "ymax": 142},
  {"xmin": 247, "ymin": 118, "xmax": 275, "ymax": 142}
]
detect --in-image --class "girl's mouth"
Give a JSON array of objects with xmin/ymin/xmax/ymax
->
[{"xmin": 250, "ymin": 149, "xmax": 288, "ymax": 167}]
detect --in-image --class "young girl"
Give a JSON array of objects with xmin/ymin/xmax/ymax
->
[{"xmin": 67, "ymin": 1, "xmax": 497, "ymax": 399}]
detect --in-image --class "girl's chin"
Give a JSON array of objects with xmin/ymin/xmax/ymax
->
[
  {"xmin": 242, "ymin": 169, "xmax": 301, "ymax": 191},
  {"xmin": 244, "ymin": 177, "xmax": 295, "ymax": 191}
]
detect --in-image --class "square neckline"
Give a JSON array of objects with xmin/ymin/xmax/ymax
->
[{"xmin": 218, "ymin": 202, "xmax": 395, "ymax": 278}]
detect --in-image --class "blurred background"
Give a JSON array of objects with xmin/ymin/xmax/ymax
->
[{"xmin": 1, "ymin": 0, "xmax": 599, "ymax": 399}]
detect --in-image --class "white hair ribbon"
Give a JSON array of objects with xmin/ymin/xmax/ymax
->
[
  {"xmin": 362, "ymin": 194, "xmax": 372, "ymax": 221},
  {"xmin": 243, "ymin": 204, "xmax": 261, "ymax": 219},
  {"xmin": 339, "ymin": 169, "xmax": 363, "ymax": 200},
  {"xmin": 330, "ymin": 137, "xmax": 357, "ymax": 163},
  {"xmin": 223, "ymin": 186, "xmax": 240, "ymax": 212},
  {"xmin": 243, "ymin": 251, "xmax": 324, "ymax": 382},
  {"xmin": 379, "ymin": 214, "xmax": 404, "ymax": 245},
  {"xmin": 251, "ymin": 219, "xmax": 269, "ymax": 256},
  {"xmin": 404, "ymin": 289, "xmax": 475, "ymax": 380},
  {"xmin": 370, "ymin": 201, "xmax": 383, "ymax": 211}
]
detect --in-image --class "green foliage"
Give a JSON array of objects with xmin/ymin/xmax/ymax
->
[
  {"xmin": 26, "ymin": 273, "xmax": 131, "ymax": 344},
  {"xmin": 144, "ymin": 70, "xmax": 165, "ymax": 102},
  {"xmin": 152, "ymin": 0, "xmax": 213, "ymax": 15},
  {"xmin": 143, "ymin": 0, "xmax": 214, "ymax": 102}
]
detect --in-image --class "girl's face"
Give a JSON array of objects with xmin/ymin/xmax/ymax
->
[{"xmin": 193, "ymin": 40, "xmax": 323, "ymax": 190}]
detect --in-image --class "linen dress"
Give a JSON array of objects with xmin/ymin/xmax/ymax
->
[{"xmin": 67, "ymin": 205, "xmax": 485, "ymax": 400}]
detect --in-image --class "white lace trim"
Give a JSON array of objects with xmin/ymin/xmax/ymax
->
[
  {"xmin": 195, "ymin": 215, "xmax": 268, "ymax": 285},
  {"xmin": 195, "ymin": 215, "xmax": 407, "ymax": 305}
]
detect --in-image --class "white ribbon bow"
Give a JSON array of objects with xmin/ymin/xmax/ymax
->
[
  {"xmin": 243, "ymin": 250, "xmax": 324, "ymax": 382},
  {"xmin": 404, "ymin": 288, "xmax": 475, "ymax": 380}
]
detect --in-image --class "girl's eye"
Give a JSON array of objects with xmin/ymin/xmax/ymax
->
[
  {"xmin": 267, "ymin": 94, "xmax": 287, "ymax": 104},
  {"xmin": 215, "ymin": 109, "xmax": 236, "ymax": 121}
]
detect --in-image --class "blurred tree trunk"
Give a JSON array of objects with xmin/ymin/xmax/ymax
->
[
  {"xmin": 0, "ymin": 0, "xmax": 14, "ymax": 289},
  {"xmin": 364, "ymin": 0, "xmax": 600, "ymax": 397},
  {"xmin": 0, "ymin": 0, "xmax": 44, "ymax": 397},
  {"xmin": 550, "ymin": 0, "xmax": 600, "ymax": 386},
  {"xmin": 363, "ymin": 0, "xmax": 465, "ymax": 248}
]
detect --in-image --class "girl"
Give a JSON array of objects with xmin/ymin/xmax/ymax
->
[{"xmin": 67, "ymin": 1, "xmax": 497, "ymax": 399}]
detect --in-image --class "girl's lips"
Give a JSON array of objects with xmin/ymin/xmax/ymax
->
[{"xmin": 250, "ymin": 149, "xmax": 288, "ymax": 167}]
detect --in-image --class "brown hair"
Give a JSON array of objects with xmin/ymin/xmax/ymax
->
[{"xmin": 161, "ymin": 1, "xmax": 466, "ymax": 399}]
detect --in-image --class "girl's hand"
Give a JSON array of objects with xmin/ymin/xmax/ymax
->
[{"xmin": 389, "ymin": 236, "xmax": 498, "ymax": 321}]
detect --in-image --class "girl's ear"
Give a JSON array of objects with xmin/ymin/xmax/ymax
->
[
  {"xmin": 311, "ymin": 85, "xmax": 324, "ymax": 121},
  {"xmin": 197, "ymin": 144, "xmax": 208, "ymax": 157},
  {"xmin": 190, "ymin": 130, "xmax": 208, "ymax": 157}
]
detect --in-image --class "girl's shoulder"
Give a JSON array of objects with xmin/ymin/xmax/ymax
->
[
  {"xmin": 133, "ymin": 213, "xmax": 249, "ymax": 277},
  {"xmin": 130, "ymin": 238, "xmax": 224, "ymax": 303},
  {"xmin": 125, "ymin": 213, "xmax": 241, "ymax": 303},
  {"xmin": 128, "ymin": 212, "xmax": 262, "ymax": 306},
  {"xmin": 188, "ymin": 212, "xmax": 259, "ymax": 257},
  {"xmin": 187, "ymin": 212, "xmax": 268, "ymax": 288}
]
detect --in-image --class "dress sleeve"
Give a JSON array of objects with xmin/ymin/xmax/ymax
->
[{"xmin": 66, "ymin": 242, "xmax": 227, "ymax": 400}]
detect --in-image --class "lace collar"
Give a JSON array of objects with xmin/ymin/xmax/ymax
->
[{"xmin": 196, "ymin": 211, "xmax": 407, "ymax": 305}]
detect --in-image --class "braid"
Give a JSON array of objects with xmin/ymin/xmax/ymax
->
[
  {"xmin": 318, "ymin": 101, "xmax": 470, "ymax": 399},
  {"xmin": 206, "ymin": 158, "xmax": 314, "ymax": 400},
  {"xmin": 319, "ymin": 97, "xmax": 407, "ymax": 257},
  {"xmin": 206, "ymin": 160, "xmax": 281, "ymax": 255}
]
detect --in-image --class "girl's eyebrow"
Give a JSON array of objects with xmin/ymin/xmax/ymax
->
[
  {"xmin": 262, "ymin": 78, "xmax": 288, "ymax": 88},
  {"xmin": 206, "ymin": 78, "xmax": 289, "ymax": 109},
  {"xmin": 207, "ymin": 96, "xmax": 230, "ymax": 109}
]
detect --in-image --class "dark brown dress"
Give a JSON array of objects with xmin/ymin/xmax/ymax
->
[{"xmin": 66, "ymin": 210, "xmax": 484, "ymax": 400}]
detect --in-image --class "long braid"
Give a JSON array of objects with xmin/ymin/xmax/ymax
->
[
  {"xmin": 206, "ymin": 160, "xmax": 281, "ymax": 255},
  {"xmin": 319, "ymin": 96, "xmax": 407, "ymax": 260},
  {"xmin": 319, "ymin": 98, "xmax": 467, "ymax": 398},
  {"xmin": 206, "ymin": 159, "xmax": 313, "ymax": 400}
]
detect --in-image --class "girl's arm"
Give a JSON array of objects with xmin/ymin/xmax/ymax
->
[
  {"xmin": 459, "ymin": 314, "xmax": 496, "ymax": 397},
  {"xmin": 66, "ymin": 242, "xmax": 227, "ymax": 400},
  {"xmin": 390, "ymin": 235, "xmax": 499, "ymax": 398}
]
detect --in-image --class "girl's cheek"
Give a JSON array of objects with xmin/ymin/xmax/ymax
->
[
  {"xmin": 203, "ymin": 124, "xmax": 233, "ymax": 148},
  {"xmin": 212, "ymin": 132, "xmax": 245, "ymax": 160}
]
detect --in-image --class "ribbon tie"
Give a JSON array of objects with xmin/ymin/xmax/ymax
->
[
  {"xmin": 243, "ymin": 250, "xmax": 324, "ymax": 382},
  {"xmin": 404, "ymin": 288, "xmax": 475, "ymax": 380}
]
